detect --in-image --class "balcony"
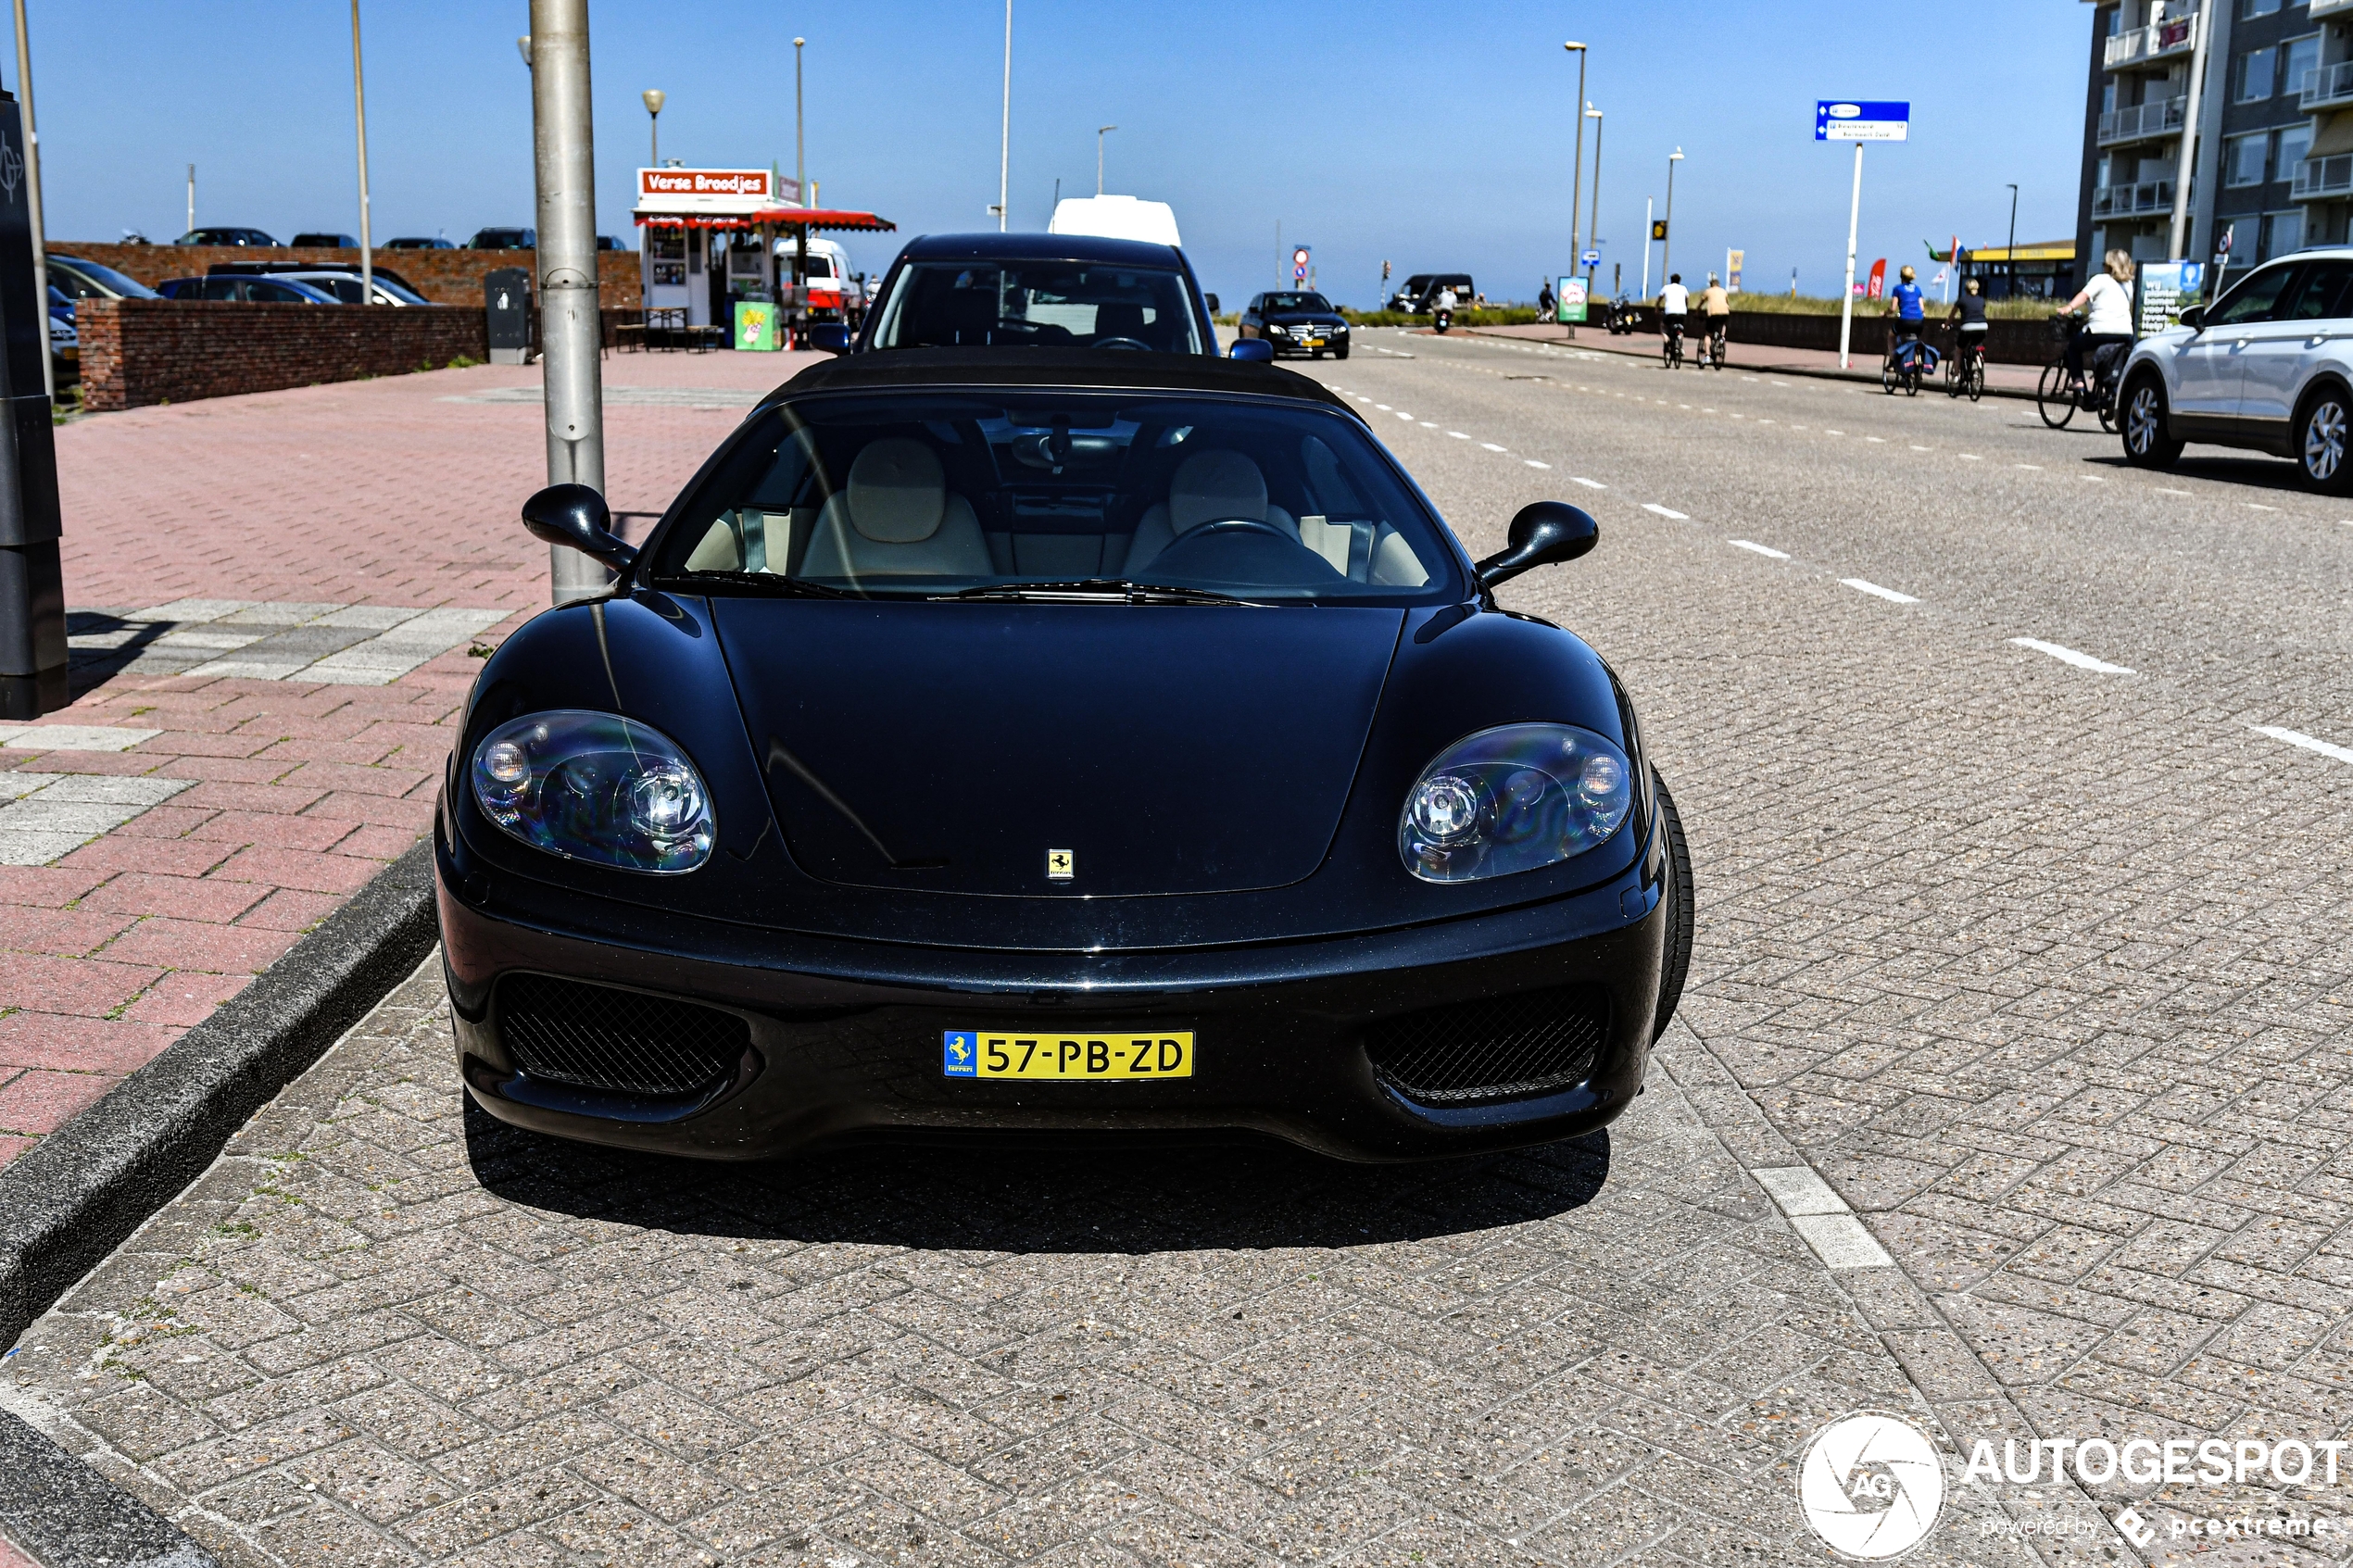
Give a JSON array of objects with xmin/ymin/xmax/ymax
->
[
  {"xmin": 2294, "ymin": 154, "xmax": 2353, "ymax": 200},
  {"xmin": 2104, "ymin": 16, "xmax": 2196, "ymax": 71},
  {"xmin": 2097, "ymin": 94, "xmax": 2186, "ymax": 146},
  {"xmin": 2313, "ymin": 0, "xmax": 2353, "ymax": 18},
  {"xmin": 2093, "ymin": 179, "xmax": 2178, "ymax": 218},
  {"xmin": 2302, "ymin": 60, "xmax": 2353, "ymax": 111}
]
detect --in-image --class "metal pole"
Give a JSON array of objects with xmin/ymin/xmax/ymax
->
[
  {"xmin": 1839, "ymin": 143, "xmax": 1862, "ymax": 368},
  {"xmin": 794, "ymin": 39, "xmax": 806, "ymax": 207},
  {"xmin": 2005, "ymin": 182, "xmax": 2020, "ymax": 299},
  {"xmin": 1097, "ymin": 124, "xmax": 1115, "ymax": 196},
  {"xmin": 11, "ymin": 0, "xmax": 46, "ymax": 398},
  {"xmin": 1641, "ymin": 195, "xmax": 1651, "ymax": 301},
  {"xmin": 997, "ymin": 0, "xmax": 1011, "ymax": 231},
  {"xmin": 2169, "ymin": 0, "xmax": 2209, "ymax": 261},
  {"xmin": 1585, "ymin": 107, "xmax": 1603, "ymax": 307},
  {"xmin": 1564, "ymin": 43, "xmax": 1584, "ymax": 338},
  {"xmin": 350, "ymin": 0, "xmax": 372, "ymax": 306},
  {"xmin": 528, "ymin": 0, "xmax": 607, "ymax": 606},
  {"xmin": 186, "ymin": 164, "xmax": 194, "ymax": 234},
  {"xmin": 1663, "ymin": 149, "xmax": 1680, "ymax": 288}
]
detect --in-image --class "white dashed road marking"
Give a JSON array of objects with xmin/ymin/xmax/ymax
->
[
  {"xmin": 1642, "ymin": 504, "xmax": 1689, "ymax": 520},
  {"xmin": 1479, "ymin": 443, "xmax": 1506, "ymax": 452},
  {"xmin": 1525, "ymin": 460, "xmax": 1551, "ymax": 470},
  {"xmin": 1728, "ymin": 540, "xmax": 1790, "ymax": 558},
  {"xmin": 1842, "ymin": 578, "xmax": 1919, "ymax": 605},
  {"xmin": 1569, "ymin": 477, "xmax": 1606, "ymax": 489},
  {"xmin": 2254, "ymin": 726, "xmax": 2353, "ymax": 766},
  {"xmin": 1446, "ymin": 431, "xmax": 1469, "ymax": 439},
  {"xmin": 1752, "ymin": 1167, "xmax": 1893, "ymax": 1271},
  {"xmin": 2008, "ymin": 637, "xmax": 2135, "ymax": 675}
]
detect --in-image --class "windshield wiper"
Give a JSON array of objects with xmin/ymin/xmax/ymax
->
[
  {"xmin": 937, "ymin": 578, "xmax": 1277, "ymax": 607},
  {"xmin": 674, "ymin": 571, "xmax": 855, "ymax": 599}
]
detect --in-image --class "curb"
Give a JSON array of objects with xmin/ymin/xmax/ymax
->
[
  {"xmin": 0, "ymin": 841, "xmax": 437, "ymax": 1565},
  {"xmin": 0, "ymin": 1407, "xmax": 215, "ymax": 1568},
  {"xmin": 1451, "ymin": 326, "xmax": 2045, "ymax": 402}
]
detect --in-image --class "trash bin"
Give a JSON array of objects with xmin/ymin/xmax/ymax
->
[
  {"xmin": 733, "ymin": 298, "xmax": 778, "ymax": 352},
  {"xmin": 485, "ymin": 267, "xmax": 531, "ymax": 365}
]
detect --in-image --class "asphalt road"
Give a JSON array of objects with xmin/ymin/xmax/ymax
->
[{"xmin": 6, "ymin": 341, "xmax": 2351, "ymax": 1568}]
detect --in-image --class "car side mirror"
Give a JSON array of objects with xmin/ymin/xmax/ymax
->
[
  {"xmin": 806, "ymin": 320, "xmax": 851, "ymax": 355},
  {"xmin": 2178, "ymin": 304, "xmax": 2205, "ymax": 330},
  {"xmin": 1228, "ymin": 338, "xmax": 1274, "ymax": 362},
  {"xmin": 1204, "ymin": 293, "xmax": 1220, "ymax": 314},
  {"xmin": 1475, "ymin": 501, "xmax": 1598, "ymax": 588},
  {"xmin": 522, "ymin": 483, "xmax": 636, "ymax": 571}
]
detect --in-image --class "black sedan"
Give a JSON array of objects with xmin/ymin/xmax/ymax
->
[
  {"xmin": 438, "ymin": 349, "xmax": 1693, "ymax": 1162},
  {"xmin": 1237, "ymin": 291, "xmax": 1351, "ymax": 358}
]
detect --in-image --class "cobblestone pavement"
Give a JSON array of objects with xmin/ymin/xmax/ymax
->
[
  {"xmin": 6, "ymin": 337, "xmax": 2352, "ymax": 1564},
  {"xmin": 0, "ymin": 352, "xmax": 812, "ymax": 1169}
]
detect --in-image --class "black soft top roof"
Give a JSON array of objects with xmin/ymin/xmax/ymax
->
[{"xmin": 772, "ymin": 347, "xmax": 1357, "ymax": 416}]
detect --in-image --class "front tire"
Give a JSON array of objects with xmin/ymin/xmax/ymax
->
[
  {"xmin": 1650, "ymin": 772, "xmax": 1694, "ymax": 1044},
  {"xmin": 2120, "ymin": 372, "xmax": 2183, "ymax": 469},
  {"xmin": 2037, "ymin": 361, "xmax": 2078, "ymax": 429},
  {"xmin": 1333, "ymin": 345, "xmax": 1350, "ymax": 359},
  {"xmin": 2297, "ymin": 386, "xmax": 2353, "ymax": 492}
]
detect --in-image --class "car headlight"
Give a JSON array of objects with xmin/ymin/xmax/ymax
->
[
  {"xmin": 1399, "ymin": 723, "xmax": 1633, "ymax": 883},
  {"xmin": 470, "ymin": 709, "xmax": 715, "ymax": 873},
  {"xmin": 1267, "ymin": 323, "xmax": 1290, "ymax": 335}
]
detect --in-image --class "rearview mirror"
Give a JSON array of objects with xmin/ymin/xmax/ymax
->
[
  {"xmin": 522, "ymin": 483, "xmax": 637, "ymax": 572},
  {"xmin": 1228, "ymin": 338, "xmax": 1274, "ymax": 362},
  {"xmin": 1475, "ymin": 502, "xmax": 1598, "ymax": 588},
  {"xmin": 805, "ymin": 320, "xmax": 851, "ymax": 356}
]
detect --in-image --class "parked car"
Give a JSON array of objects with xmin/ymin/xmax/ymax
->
[
  {"xmin": 598, "ymin": 235, "xmax": 625, "ymax": 251},
  {"xmin": 173, "ymin": 227, "xmax": 278, "ymax": 247},
  {"xmin": 469, "ymin": 227, "xmax": 536, "ymax": 250},
  {"xmin": 2119, "ymin": 249, "xmax": 2353, "ymax": 490},
  {"xmin": 857, "ymin": 232, "xmax": 1218, "ymax": 354},
  {"xmin": 447, "ymin": 349, "xmax": 1691, "ymax": 1161},
  {"xmin": 157, "ymin": 275, "xmax": 340, "ymax": 304},
  {"xmin": 1389, "ymin": 272, "xmax": 1474, "ymax": 315},
  {"xmin": 46, "ymin": 255, "xmax": 164, "ymax": 302},
  {"xmin": 49, "ymin": 283, "xmax": 75, "ymax": 372},
  {"xmin": 1236, "ymin": 291, "xmax": 1351, "ymax": 359},
  {"xmin": 290, "ymin": 232, "xmax": 359, "ymax": 249},
  {"xmin": 206, "ymin": 260, "xmax": 432, "ymax": 305},
  {"xmin": 385, "ymin": 236, "xmax": 456, "ymax": 250}
]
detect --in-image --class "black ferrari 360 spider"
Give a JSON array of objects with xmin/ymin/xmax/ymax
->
[{"xmin": 436, "ymin": 347, "xmax": 1693, "ymax": 1161}]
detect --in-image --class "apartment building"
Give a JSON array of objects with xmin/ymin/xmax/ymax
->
[{"xmin": 2080, "ymin": 0, "xmax": 2352, "ymax": 274}]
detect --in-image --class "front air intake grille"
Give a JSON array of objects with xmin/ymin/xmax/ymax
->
[
  {"xmin": 1365, "ymin": 985, "xmax": 1610, "ymax": 1107},
  {"xmin": 497, "ymin": 973, "xmax": 749, "ymax": 1097}
]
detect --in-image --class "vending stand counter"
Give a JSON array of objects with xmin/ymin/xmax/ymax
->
[{"xmin": 634, "ymin": 167, "xmax": 894, "ymax": 349}]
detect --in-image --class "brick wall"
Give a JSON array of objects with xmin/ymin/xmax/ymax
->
[
  {"xmin": 55, "ymin": 243, "xmax": 642, "ymax": 309},
  {"xmin": 77, "ymin": 298, "xmax": 490, "ymax": 411}
]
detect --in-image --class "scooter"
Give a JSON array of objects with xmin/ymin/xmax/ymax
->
[
  {"xmin": 1432, "ymin": 307, "xmax": 1453, "ymax": 334},
  {"xmin": 1606, "ymin": 295, "xmax": 1638, "ymax": 335}
]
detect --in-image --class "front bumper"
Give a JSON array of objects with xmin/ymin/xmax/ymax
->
[
  {"xmin": 437, "ymin": 823, "xmax": 1667, "ymax": 1163},
  {"xmin": 1266, "ymin": 331, "xmax": 1345, "ymax": 357}
]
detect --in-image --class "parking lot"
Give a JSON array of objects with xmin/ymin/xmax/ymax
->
[{"xmin": 6, "ymin": 332, "xmax": 2352, "ymax": 1566}]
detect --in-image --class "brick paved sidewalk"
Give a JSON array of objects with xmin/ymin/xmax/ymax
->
[
  {"xmin": 1453, "ymin": 322, "xmax": 2050, "ymax": 396},
  {"xmin": 0, "ymin": 348, "xmax": 821, "ymax": 1168}
]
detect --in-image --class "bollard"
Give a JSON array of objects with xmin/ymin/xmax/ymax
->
[{"xmin": 0, "ymin": 87, "xmax": 63, "ymax": 718}]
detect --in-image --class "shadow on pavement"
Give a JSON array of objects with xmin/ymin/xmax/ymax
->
[{"xmin": 462, "ymin": 1098, "xmax": 1612, "ymax": 1253}]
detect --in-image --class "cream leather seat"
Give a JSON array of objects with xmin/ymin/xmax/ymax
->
[
  {"xmin": 1123, "ymin": 449, "xmax": 1297, "ymax": 576},
  {"xmin": 800, "ymin": 438, "xmax": 992, "ymax": 581}
]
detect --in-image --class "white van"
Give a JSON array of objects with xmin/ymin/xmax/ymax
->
[{"xmin": 1048, "ymin": 195, "xmax": 1182, "ymax": 248}]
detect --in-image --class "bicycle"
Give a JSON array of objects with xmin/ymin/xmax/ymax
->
[
  {"xmin": 1881, "ymin": 330, "xmax": 1937, "ymax": 397},
  {"xmin": 1944, "ymin": 327, "xmax": 1987, "ymax": 402},
  {"xmin": 2037, "ymin": 317, "xmax": 2122, "ymax": 432},
  {"xmin": 1661, "ymin": 317, "xmax": 1685, "ymax": 370},
  {"xmin": 1701, "ymin": 317, "xmax": 1729, "ymax": 370}
]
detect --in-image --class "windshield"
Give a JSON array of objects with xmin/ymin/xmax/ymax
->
[
  {"xmin": 653, "ymin": 392, "xmax": 1459, "ymax": 603},
  {"xmin": 50, "ymin": 259, "xmax": 161, "ymax": 300},
  {"xmin": 1262, "ymin": 293, "xmax": 1333, "ymax": 313},
  {"xmin": 868, "ymin": 261, "xmax": 1203, "ymax": 353}
]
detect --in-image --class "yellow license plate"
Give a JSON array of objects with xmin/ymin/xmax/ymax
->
[
  {"xmin": 1305, "ymin": 338, "xmax": 1326, "ymax": 347},
  {"xmin": 942, "ymin": 1030, "xmax": 1193, "ymax": 1080}
]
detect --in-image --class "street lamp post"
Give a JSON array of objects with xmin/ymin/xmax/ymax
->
[
  {"xmin": 2004, "ymin": 182, "xmax": 2020, "ymax": 300},
  {"xmin": 995, "ymin": 0, "xmax": 1011, "ymax": 230},
  {"xmin": 1096, "ymin": 124, "xmax": 1116, "ymax": 196},
  {"xmin": 10, "ymin": 0, "xmax": 48, "ymax": 396},
  {"xmin": 794, "ymin": 39, "xmax": 807, "ymax": 207},
  {"xmin": 1584, "ymin": 105, "xmax": 1603, "ymax": 308},
  {"xmin": 642, "ymin": 88, "xmax": 664, "ymax": 167},
  {"xmin": 526, "ymin": 0, "xmax": 607, "ymax": 607},
  {"xmin": 349, "ymin": 0, "xmax": 372, "ymax": 306},
  {"xmin": 1564, "ymin": 42, "xmax": 1585, "ymax": 335},
  {"xmin": 1663, "ymin": 147, "xmax": 1683, "ymax": 287}
]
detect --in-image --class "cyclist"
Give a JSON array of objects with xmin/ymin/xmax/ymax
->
[
  {"xmin": 1950, "ymin": 276, "xmax": 1989, "ymax": 363},
  {"xmin": 2058, "ymin": 249, "xmax": 2135, "ymax": 394},
  {"xmin": 1695, "ymin": 273, "xmax": 1731, "ymax": 366},
  {"xmin": 1538, "ymin": 281, "xmax": 1555, "ymax": 319},
  {"xmin": 1658, "ymin": 272, "xmax": 1690, "ymax": 363},
  {"xmin": 1884, "ymin": 264, "xmax": 1929, "ymax": 374}
]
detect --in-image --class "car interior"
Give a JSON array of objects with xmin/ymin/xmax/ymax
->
[{"xmin": 667, "ymin": 401, "xmax": 1441, "ymax": 596}]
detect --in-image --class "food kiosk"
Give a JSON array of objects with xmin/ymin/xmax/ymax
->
[{"xmin": 633, "ymin": 167, "xmax": 894, "ymax": 347}]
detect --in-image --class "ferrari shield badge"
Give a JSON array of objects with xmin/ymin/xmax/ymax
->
[{"xmin": 1046, "ymin": 848, "xmax": 1075, "ymax": 881}]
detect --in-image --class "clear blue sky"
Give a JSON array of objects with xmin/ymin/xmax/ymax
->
[{"xmin": 32, "ymin": 0, "xmax": 2089, "ymax": 307}]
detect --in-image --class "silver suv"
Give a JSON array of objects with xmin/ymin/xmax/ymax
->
[{"xmin": 2119, "ymin": 248, "xmax": 2353, "ymax": 489}]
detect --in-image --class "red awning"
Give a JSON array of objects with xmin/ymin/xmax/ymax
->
[{"xmin": 633, "ymin": 208, "xmax": 895, "ymax": 233}]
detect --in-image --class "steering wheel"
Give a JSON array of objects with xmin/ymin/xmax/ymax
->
[
  {"xmin": 1169, "ymin": 518, "xmax": 1292, "ymax": 547},
  {"xmin": 1092, "ymin": 336, "xmax": 1152, "ymax": 351},
  {"xmin": 1150, "ymin": 518, "xmax": 1342, "ymax": 589}
]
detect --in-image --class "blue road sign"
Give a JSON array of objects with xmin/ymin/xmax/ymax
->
[
  {"xmin": 1581, "ymin": 249, "xmax": 1601, "ymax": 266},
  {"xmin": 1816, "ymin": 100, "xmax": 1909, "ymax": 143}
]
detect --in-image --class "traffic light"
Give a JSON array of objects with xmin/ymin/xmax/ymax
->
[{"xmin": 1651, "ymin": 220, "xmax": 1668, "ymax": 242}]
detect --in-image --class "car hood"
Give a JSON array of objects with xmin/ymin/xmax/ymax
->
[
  {"xmin": 711, "ymin": 599, "xmax": 1404, "ymax": 898},
  {"xmin": 1267, "ymin": 312, "xmax": 1346, "ymax": 328}
]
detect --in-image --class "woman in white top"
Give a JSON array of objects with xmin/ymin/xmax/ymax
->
[{"xmin": 2059, "ymin": 249, "xmax": 2136, "ymax": 390}]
